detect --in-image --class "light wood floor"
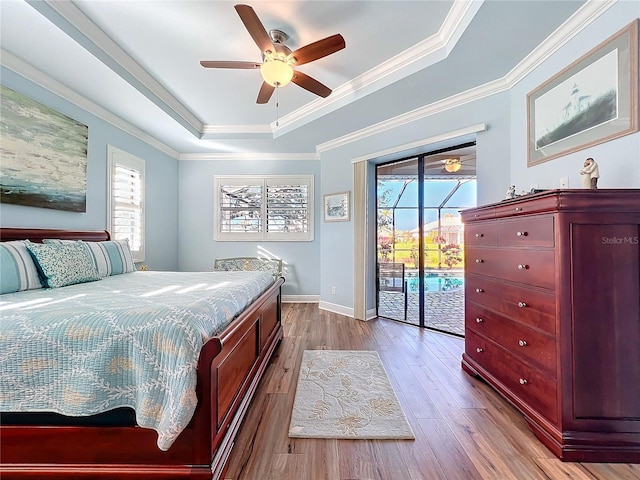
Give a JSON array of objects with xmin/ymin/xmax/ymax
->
[{"xmin": 224, "ymin": 303, "xmax": 640, "ymax": 480}]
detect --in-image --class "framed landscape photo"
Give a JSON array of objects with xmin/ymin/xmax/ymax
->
[
  {"xmin": 527, "ymin": 19, "xmax": 638, "ymax": 166},
  {"xmin": 323, "ymin": 191, "xmax": 350, "ymax": 222}
]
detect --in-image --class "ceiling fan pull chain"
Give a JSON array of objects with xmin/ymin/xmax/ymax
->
[{"xmin": 276, "ymin": 86, "xmax": 280, "ymax": 127}]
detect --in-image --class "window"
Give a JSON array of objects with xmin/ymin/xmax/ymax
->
[
  {"xmin": 214, "ymin": 175, "xmax": 314, "ymax": 241},
  {"xmin": 107, "ymin": 146, "xmax": 145, "ymax": 262}
]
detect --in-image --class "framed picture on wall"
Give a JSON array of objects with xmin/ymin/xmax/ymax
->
[
  {"xmin": 527, "ymin": 19, "xmax": 638, "ymax": 166},
  {"xmin": 0, "ymin": 85, "xmax": 89, "ymax": 212},
  {"xmin": 323, "ymin": 191, "xmax": 350, "ymax": 222}
]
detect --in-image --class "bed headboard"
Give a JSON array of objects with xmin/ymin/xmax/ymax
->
[{"xmin": 0, "ymin": 228, "xmax": 110, "ymax": 243}]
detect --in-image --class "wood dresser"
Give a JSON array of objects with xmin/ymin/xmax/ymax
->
[{"xmin": 460, "ymin": 189, "xmax": 640, "ymax": 463}]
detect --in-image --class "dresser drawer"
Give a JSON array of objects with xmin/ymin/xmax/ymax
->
[
  {"xmin": 465, "ymin": 330, "xmax": 558, "ymax": 423},
  {"xmin": 465, "ymin": 222, "xmax": 498, "ymax": 246},
  {"xmin": 466, "ymin": 274, "xmax": 556, "ymax": 334},
  {"xmin": 466, "ymin": 302, "xmax": 557, "ymax": 378},
  {"xmin": 496, "ymin": 215, "xmax": 554, "ymax": 247},
  {"xmin": 466, "ymin": 247, "xmax": 555, "ymax": 290},
  {"xmin": 492, "ymin": 194, "xmax": 559, "ymax": 219},
  {"xmin": 462, "ymin": 208, "xmax": 495, "ymax": 222}
]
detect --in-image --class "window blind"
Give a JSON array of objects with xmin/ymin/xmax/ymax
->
[
  {"xmin": 214, "ymin": 175, "xmax": 314, "ymax": 241},
  {"xmin": 107, "ymin": 146, "xmax": 145, "ymax": 262},
  {"xmin": 112, "ymin": 164, "xmax": 144, "ymax": 252},
  {"xmin": 266, "ymin": 183, "xmax": 309, "ymax": 234}
]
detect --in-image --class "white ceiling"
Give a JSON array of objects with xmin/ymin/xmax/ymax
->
[{"xmin": 1, "ymin": 1, "xmax": 589, "ymax": 157}]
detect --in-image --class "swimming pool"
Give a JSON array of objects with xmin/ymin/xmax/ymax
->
[{"xmin": 406, "ymin": 273, "xmax": 463, "ymax": 292}]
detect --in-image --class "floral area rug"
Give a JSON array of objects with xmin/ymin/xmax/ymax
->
[{"xmin": 288, "ymin": 350, "xmax": 415, "ymax": 439}]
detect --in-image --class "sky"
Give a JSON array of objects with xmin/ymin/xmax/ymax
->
[{"xmin": 377, "ymin": 179, "xmax": 476, "ymax": 232}]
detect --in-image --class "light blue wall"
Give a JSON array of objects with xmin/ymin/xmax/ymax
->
[
  {"xmin": 510, "ymin": 2, "xmax": 640, "ymax": 190},
  {"xmin": 0, "ymin": 68, "xmax": 180, "ymax": 271},
  {"xmin": 318, "ymin": 1, "xmax": 640, "ymax": 312},
  {"xmin": 319, "ymin": 92, "xmax": 512, "ymax": 313},
  {"xmin": 178, "ymin": 159, "xmax": 321, "ymax": 297}
]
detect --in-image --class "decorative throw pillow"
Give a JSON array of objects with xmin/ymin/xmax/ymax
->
[
  {"xmin": 43, "ymin": 239, "xmax": 136, "ymax": 277},
  {"xmin": 26, "ymin": 242, "xmax": 101, "ymax": 288},
  {"xmin": 100, "ymin": 239, "xmax": 137, "ymax": 275},
  {"xmin": 0, "ymin": 241, "xmax": 43, "ymax": 294}
]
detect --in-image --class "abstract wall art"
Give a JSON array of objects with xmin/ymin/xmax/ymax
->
[{"xmin": 0, "ymin": 85, "xmax": 88, "ymax": 212}]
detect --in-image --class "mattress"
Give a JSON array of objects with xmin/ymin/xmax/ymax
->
[{"xmin": 0, "ymin": 270, "xmax": 274, "ymax": 450}]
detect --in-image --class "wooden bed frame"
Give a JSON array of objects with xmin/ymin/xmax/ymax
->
[{"xmin": 0, "ymin": 228, "xmax": 284, "ymax": 479}]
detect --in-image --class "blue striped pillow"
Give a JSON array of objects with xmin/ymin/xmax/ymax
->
[
  {"xmin": 100, "ymin": 239, "xmax": 136, "ymax": 275},
  {"xmin": 43, "ymin": 239, "xmax": 136, "ymax": 276},
  {"xmin": 0, "ymin": 241, "xmax": 44, "ymax": 294}
]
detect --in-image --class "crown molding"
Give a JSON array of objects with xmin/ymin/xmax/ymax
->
[
  {"xmin": 1, "ymin": 49, "xmax": 180, "ymax": 159},
  {"xmin": 24, "ymin": 0, "xmax": 482, "ymax": 141},
  {"xmin": 8, "ymin": 0, "xmax": 615, "ymax": 158},
  {"xmin": 272, "ymin": 0, "xmax": 483, "ymax": 138},
  {"xmin": 179, "ymin": 152, "xmax": 319, "ymax": 161},
  {"xmin": 351, "ymin": 124, "xmax": 486, "ymax": 164},
  {"xmin": 27, "ymin": 0, "xmax": 204, "ymax": 138},
  {"xmin": 318, "ymin": 77, "xmax": 506, "ymax": 154},
  {"xmin": 504, "ymin": 0, "xmax": 616, "ymax": 87},
  {"xmin": 317, "ymin": 0, "xmax": 614, "ymax": 154},
  {"xmin": 201, "ymin": 124, "xmax": 272, "ymax": 140}
]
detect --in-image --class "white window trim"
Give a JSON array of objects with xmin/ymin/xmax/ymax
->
[
  {"xmin": 107, "ymin": 145, "xmax": 145, "ymax": 262},
  {"xmin": 214, "ymin": 175, "xmax": 314, "ymax": 242}
]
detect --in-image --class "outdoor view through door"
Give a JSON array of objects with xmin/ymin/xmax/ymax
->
[{"xmin": 376, "ymin": 144, "xmax": 477, "ymax": 336}]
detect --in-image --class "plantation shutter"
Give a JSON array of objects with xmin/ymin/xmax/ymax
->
[
  {"xmin": 214, "ymin": 175, "xmax": 314, "ymax": 241},
  {"xmin": 218, "ymin": 181, "xmax": 263, "ymax": 235},
  {"xmin": 266, "ymin": 180, "xmax": 309, "ymax": 235},
  {"xmin": 108, "ymin": 146, "xmax": 145, "ymax": 262}
]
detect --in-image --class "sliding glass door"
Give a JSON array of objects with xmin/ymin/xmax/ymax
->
[
  {"xmin": 376, "ymin": 158, "xmax": 419, "ymax": 323},
  {"xmin": 376, "ymin": 145, "xmax": 476, "ymax": 336}
]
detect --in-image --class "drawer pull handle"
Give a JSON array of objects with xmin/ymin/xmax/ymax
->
[
  {"xmin": 517, "ymin": 264, "xmax": 529, "ymax": 270},
  {"xmin": 515, "ymin": 207, "xmax": 523, "ymax": 211},
  {"xmin": 476, "ymin": 347, "xmax": 483, "ymax": 353},
  {"xmin": 474, "ymin": 214, "xmax": 479, "ymax": 218},
  {"xmin": 475, "ymin": 259, "xmax": 484, "ymax": 263},
  {"xmin": 519, "ymin": 378, "xmax": 528, "ymax": 385},
  {"xmin": 476, "ymin": 288, "xmax": 484, "ymax": 293},
  {"xmin": 518, "ymin": 340, "xmax": 528, "ymax": 347},
  {"xmin": 475, "ymin": 233, "xmax": 484, "ymax": 238},
  {"xmin": 516, "ymin": 231, "xmax": 528, "ymax": 237},
  {"xmin": 476, "ymin": 317, "xmax": 483, "ymax": 323},
  {"xmin": 518, "ymin": 301, "xmax": 527, "ymax": 308}
]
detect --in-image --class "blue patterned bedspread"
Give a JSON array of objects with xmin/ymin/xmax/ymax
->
[{"xmin": 0, "ymin": 270, "xmax": 274, "ymax": 450}]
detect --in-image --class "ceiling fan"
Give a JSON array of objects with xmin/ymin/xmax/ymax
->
[
  {"xmin": 424, "ymin": 156, "xmax": 475, "ymax": 173},
  {"xmin": 200, "ymin": 4, "xmax": 346, "ymax": 104}
]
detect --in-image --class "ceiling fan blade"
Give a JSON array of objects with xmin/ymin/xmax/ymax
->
[
  {"xmin": 234, "ymin": 4, "xmax": 274, "ymax": 53},
  {"xmin": 292, "ymin": 71, "xmax": 331, "ymax": 98},
  {"xmin": 424, "ymin": 159, "xmax": 447, "ymax": 167},
  {"xmin": 290, "ymin": 34, "xmax": 345, "ymax": 66},
  {"xmin": 257, "ymin": 82, "xmax": 275, "ymax": 104},
  {"xmin": 200, "ymin": 61, "xmax": 261, "ymax": 69}
]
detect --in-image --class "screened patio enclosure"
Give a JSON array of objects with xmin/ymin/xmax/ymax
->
[{"xmin": 376, "ymin": 150, "xmax": 477, "ymax": 336}]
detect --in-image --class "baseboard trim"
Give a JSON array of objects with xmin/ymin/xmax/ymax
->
[
  {"xmin": 318, "ymin": 301, "xmax": 354, "ymax": 318},
  {"xmin": 282, "ymin": 295, "xmax": 320, "ymax": 303}
]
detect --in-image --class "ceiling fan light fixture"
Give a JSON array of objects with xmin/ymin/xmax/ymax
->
[
  {"xmin": 260, "ymin": 58, "xmax": 294, "ymax": 87},
  {"xmin": 444, "ymin": 158, "xmax": 462, "ymax": 173}
]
